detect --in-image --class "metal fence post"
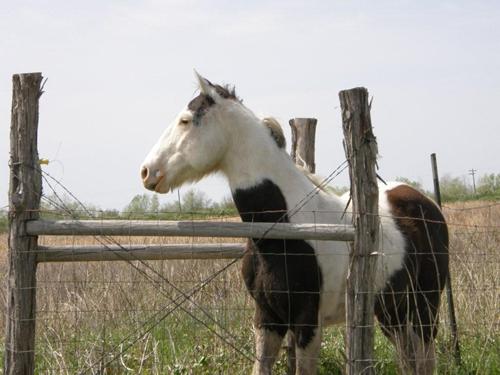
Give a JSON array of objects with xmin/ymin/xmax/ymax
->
[{"xmin": 430, "ymin": 153, "xmax": 461, "ymax": 366}]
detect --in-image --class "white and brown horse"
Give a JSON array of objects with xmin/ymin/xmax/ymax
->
[{"xmin": 141, "ymin": 73, "xmax": 448, "ymax": 375}]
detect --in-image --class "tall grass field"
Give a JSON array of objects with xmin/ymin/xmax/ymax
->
[{"xmin": 0, "ymin": 202, "xmax": 498, "ymax": 374}]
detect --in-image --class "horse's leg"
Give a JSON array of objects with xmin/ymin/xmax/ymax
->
[
  {"xmin": 294, "ymin": 325, "xmax": 321, "ymax": 375},
  {"xmin": 376, "ymin": 288, "xmax": 416, "ymax": 374},
  {"xmin": 252, "ymin": 327, "xmax": 285, "ymax": 375},
  {"xmin": 402, "ymin": 244, "xmax": 445, "ymax": 375},
  {"xmin": 376, "ymin": 288, "xmax": 439, "ymax": 375},
  {"xmin": 408, "ymin": 232, "xmax": 447, "ymax": 375},
  {"xmin": 252, "ymin": 305, "xmax": 287, "ymax": 375},
  {"xmin": 285, "ymin": 331, "xmax": 297, "ymax": 375},
  {"xmin": 408, "ymin": 284, "xmax": 442, "ymax": 374},
  {"xmin": 385, "ymin": 324, "xmax": 435, "ymax": 375}
]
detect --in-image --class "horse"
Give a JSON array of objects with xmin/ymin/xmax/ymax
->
[{"xmin": 140, "ymin": 73, "xmax": 449, "ymax": 375}]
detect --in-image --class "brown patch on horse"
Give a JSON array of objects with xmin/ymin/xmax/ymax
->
[
  {"xmin": 378, "ymin": 184, "xmax": 448, "ymax": 342},
  {"xmin": 386, "ymin": 185, "xmax": 431, "ymax": 236},
  {"xmin": 375, "ymin": 184, "xmax": 448, "ymax": 374},
  {"xmin": 385, "ymin": 184, "xmax": 448, "ymax": 288},
  {"xmin": 385, "ymin": 184, "xmax": 443, "ymax": 237}
]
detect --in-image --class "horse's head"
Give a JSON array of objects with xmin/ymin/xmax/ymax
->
[{"xmin": 140, "ymin": 72, "xmax": 242, "ymax": 193}]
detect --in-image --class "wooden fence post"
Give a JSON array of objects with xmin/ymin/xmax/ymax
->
[
  {"xmin": 289, "ymin": 118, "xmax": 317, "ymax": 173},
  {"xmin": 5, "ymin": 73, "xmax": 43, "ymax": 375},
  {"xmin": 286, "ymin": 117, "xmax": 318, "ymax": 375},
  {"xmin": 340, "ymin": 88, "xmax": 379, "ymax": 375}
]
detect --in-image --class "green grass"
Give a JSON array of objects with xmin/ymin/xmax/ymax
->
[
  {"xmin": 24, "ymin": 321, "xmax": 498, "ymax": 374},
  {"xmin": 31, "ymin": 305, "xmax": 255, "ymax": 374}
]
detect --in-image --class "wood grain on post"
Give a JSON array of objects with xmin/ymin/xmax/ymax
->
[
  {"xmin": 36, "ymin": 243, "xmax": 246, "ymax": 262},
  {"xmin": 5, "ymin": 73, "xmax": 43, "ymax": 375},
  {"xmin": 287, "ymin": 117, "xmax": 317, "ymax": 375},
  {"xmin": 289, "ymin": 118, "xmax": 317, "ymax": 173},
  {"xmin": 340, "ymin": 88, "xmax": 379, "ymax": 375}
]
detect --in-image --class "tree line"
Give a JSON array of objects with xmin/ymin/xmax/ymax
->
[
  {"xmin": 121, "ymin": 189, "xmax": 236, "ymax": 218},
  {"xmin": 0, "ymin": 173, "xmax": 499, "ymax": 231},
  {"xmin": 396, "ymin": 173, "xmax": 500, "ymax": 202},
  {"xmin": 28, "ymin": 189, "xmax": 238, "ymax": 222}
]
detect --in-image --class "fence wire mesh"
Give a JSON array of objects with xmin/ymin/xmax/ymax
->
[{"xmin": 1, "ymin": 200, "xmax": 499, "ymax": 374}]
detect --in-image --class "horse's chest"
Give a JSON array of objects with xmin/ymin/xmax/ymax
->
[
  {"xmin": 314, "ymin": 241, "xmax": 350, "ymax": 325},
  {"xmin": 242, "ymin": 239, "xmax": 323, "ymax": 323}
]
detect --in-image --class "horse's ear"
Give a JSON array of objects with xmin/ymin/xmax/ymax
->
[{"xmin": 194, "ymin": 70, "xmax": 213, "ymax": 95}]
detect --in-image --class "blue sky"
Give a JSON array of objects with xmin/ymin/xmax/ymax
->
[{"xmin": 1, "ymin": 1, "xmax": 499, "ymax": 209}]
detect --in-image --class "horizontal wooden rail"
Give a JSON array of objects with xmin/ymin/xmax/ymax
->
[
  {"xmin": 26, "ymin": 220, "xmax": 355, "ymax": 241},
  {"xmin": 37, "ymin": 243, "xmax": 246, "ymax": 262}
]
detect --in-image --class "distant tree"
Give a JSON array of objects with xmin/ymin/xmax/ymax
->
[
  {"xmin": 41, "ymin": 193, "xmax": 100, "ymax": 219},
  {"xmin": 477, "ymin": 173, "xmax": 500, "ymax": 196},
  {"xmin": 124, "ymin": 194, "xmax": 153, "ymax": 214},
  {"xmin": 102, "ymin": 209, "xmax": 120, "ymax": 219},
  {"xmin": 160, "ymin": 200, "xmax": 181, "ymax": 213},
  {"xmin": 0, "ymin": 210, "xmax": 7, "ymax": 233},
  {"xmin": 150, "ymin": 194, "xmax": 160, "ymax": 212},
  {"xmin": 182, "ymin": 189, "xmax": 212, "ymax": 212},
  {"xmin": 440, "ymin": 175, "xmax": 471, "ymax": 201},
  {"xmin": 211, "ymin": 195, "xmax": 237, "ymax": 213},
  {"xmin": 219, "ymin": 195, "xmax": 236, "ymax": 210}
]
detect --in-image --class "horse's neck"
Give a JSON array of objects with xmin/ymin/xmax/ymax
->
[{"xmin": 221, "ymin": 115, "xmax": 345, "ymax": 223}]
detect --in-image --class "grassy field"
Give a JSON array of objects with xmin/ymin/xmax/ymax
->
[{"xmin": 0, "ymin": 202, "xmax": 498, "ymax": 374}]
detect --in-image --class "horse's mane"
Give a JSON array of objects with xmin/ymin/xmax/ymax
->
[
  {"xmin": 298, "ymin": 167, "xmax": 337, "ymax": 194},
  {"xmin": 262, "ymin": 117, "xmax": 286, "ymax": 149},
  {"xmin": 260, "ymin": 117, "xmax": 338, "ymax": 195}
]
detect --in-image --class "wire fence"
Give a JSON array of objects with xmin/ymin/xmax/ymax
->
[
  {"xmin": 1, "ymin": 197, "xmax": 499, "ymax": 374},
  {"xmin": 3, "ymin": 144, "xmax": 498, "ymax": 374}
]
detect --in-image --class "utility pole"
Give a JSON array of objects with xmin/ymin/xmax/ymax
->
[{"xmin": 469, "ymin": 168, "xmax": 477, "ymax": 194}]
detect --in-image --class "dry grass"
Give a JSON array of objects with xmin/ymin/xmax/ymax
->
[
  {"xmin": 438, "ymin": 202, "xmax": 500, "ymax": 372},
  {"xmin": 0, "ymin": 203, "xmax": 499, "ymax": 374}
]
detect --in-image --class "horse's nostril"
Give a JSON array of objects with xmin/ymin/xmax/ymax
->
[{"xmin": 141, "ymin": 167, "xmax": 148, "ymax": 181}]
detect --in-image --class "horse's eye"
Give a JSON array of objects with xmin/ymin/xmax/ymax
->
[{"xmin": 179, "ymin": 118, "xmax": 190, "ymax": 125}]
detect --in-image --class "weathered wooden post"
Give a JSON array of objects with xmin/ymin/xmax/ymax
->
[
  {"xmin": 340, "ymin": 88, "xmax": 379, "ymax": 375},
  {"xmin": 289, "ymin": 118, "xmax": 317, "ymax": 173},
  {"xmin": 5, "ymin": 73, "xmax": 43, "ymax": 375},
  {"xmin": 286, "ymin": 117, "xmax": 318, "ymax": 375}
]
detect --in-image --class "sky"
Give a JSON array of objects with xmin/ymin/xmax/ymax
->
[{"xmin": 1, "ymin": 1, "xmax": 499, "ymax": 210}]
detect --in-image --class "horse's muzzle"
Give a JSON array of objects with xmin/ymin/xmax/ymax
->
[{"xmin": 141, "ymin": 166, "xmax": 164, "ymax": 192}]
